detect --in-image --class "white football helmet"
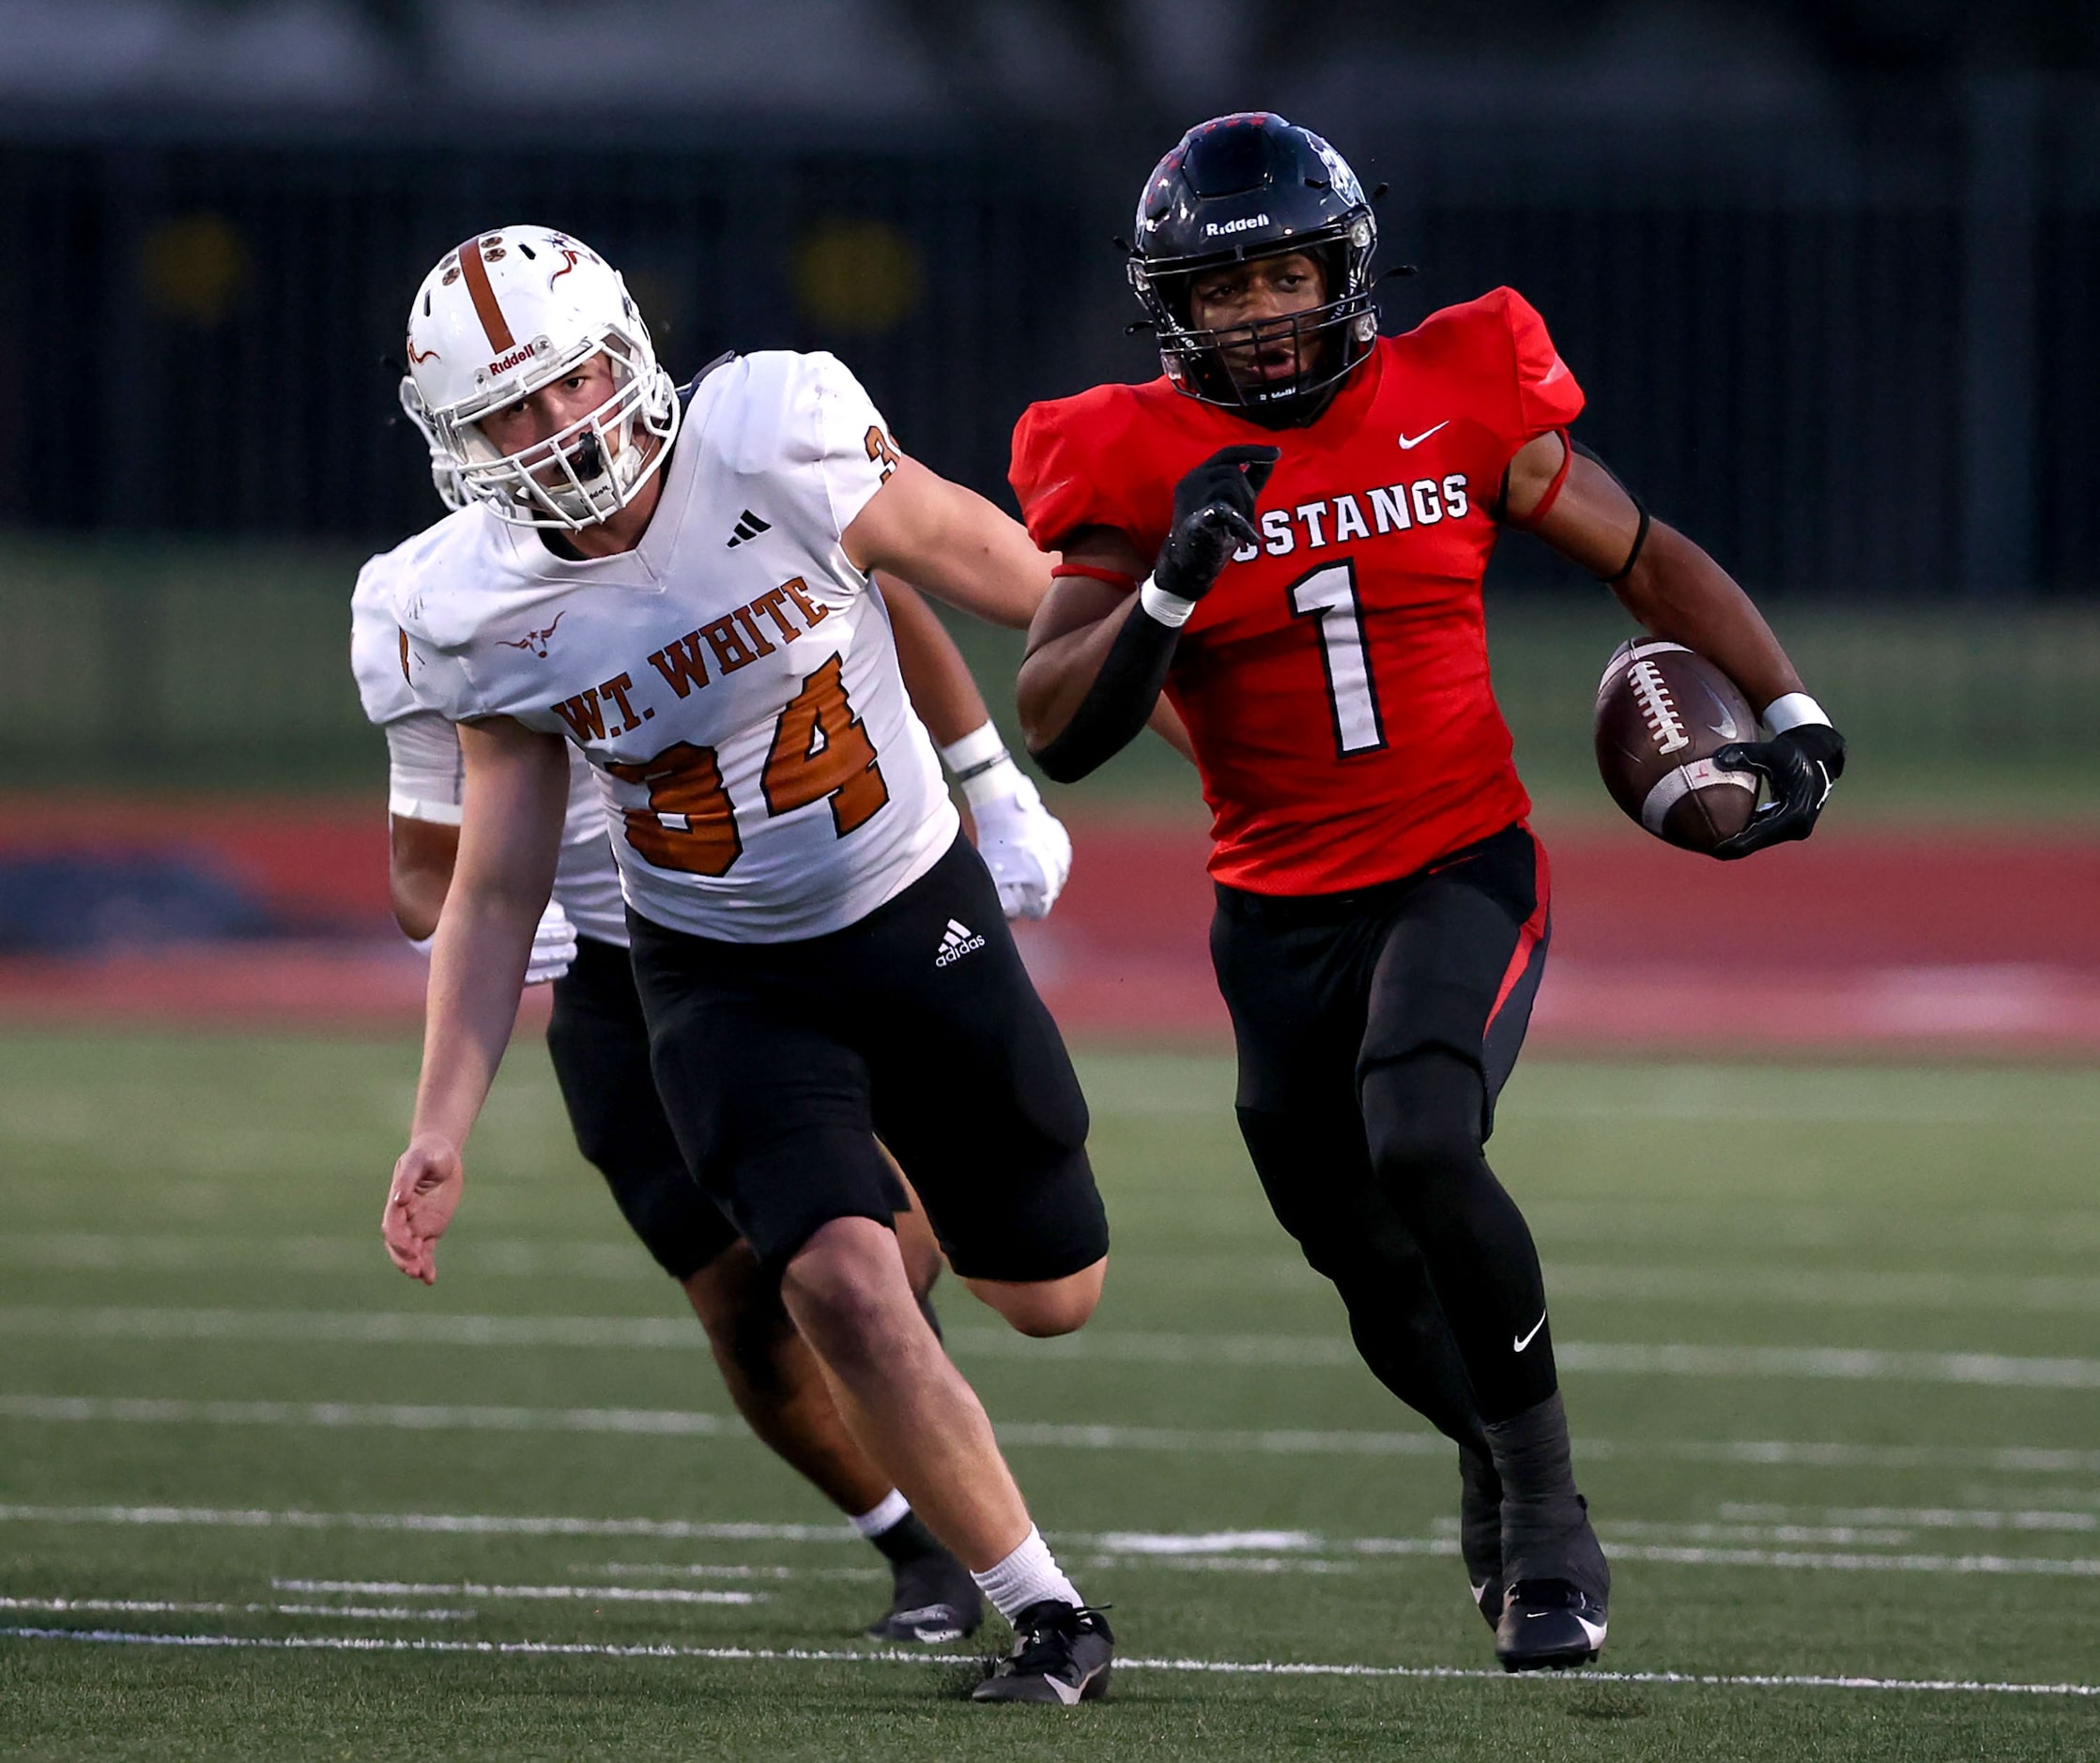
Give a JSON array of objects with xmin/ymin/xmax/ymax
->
[{"xmin": 401, "ymin": 226, "xmax": 679, "ymax": 529}]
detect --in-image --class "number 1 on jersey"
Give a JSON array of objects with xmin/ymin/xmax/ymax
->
[{"xmin": 1288, "ymin": 560, "xmax": 1387, "ymax": 757}]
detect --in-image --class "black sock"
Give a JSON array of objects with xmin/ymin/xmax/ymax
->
[
  {"xmin": 867, "ymin": 1510, "xmax": 944, "ymax": 1567},
  {"xmin": 1483, "ymin": 1391, "xmax": 1607, "ymax": 1595}
]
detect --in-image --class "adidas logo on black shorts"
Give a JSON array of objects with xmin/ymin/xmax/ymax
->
[{"xmin": 935, "ymin": 918, "xmax": 987, "ymax": 967}]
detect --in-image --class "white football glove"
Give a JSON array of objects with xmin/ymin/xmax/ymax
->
[
  {"xmin": 404, "ymin": 897, "xmax": 577, "ymax": 985},
  {"xmin": 941, "ymin": 724, "xmax": 1072, "ymax": 922},
  {"xmin": 523, "ymin": 898, "xmax": 578, "ymax": 985}
]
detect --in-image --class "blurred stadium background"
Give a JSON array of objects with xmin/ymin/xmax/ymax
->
[
  {"xmin": 4, "ymin": 4, "xmax": 2099, "ymax": 1755},
  {"xmin": 2, "ymin": 1, "xmax": 2094, "ymax": 1037}
]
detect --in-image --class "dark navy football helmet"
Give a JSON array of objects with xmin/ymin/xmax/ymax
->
[{"xmin": 1128, "ymin": 113, "xmax": 1379, "ymax": 424}]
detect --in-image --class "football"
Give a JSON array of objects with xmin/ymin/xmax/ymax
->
[{"xmin": 1594, "ymin": 639, "xmax": 1760, "ymax": 853}]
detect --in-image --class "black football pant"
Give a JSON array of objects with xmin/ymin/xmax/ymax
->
[{"xmin": 1211, "ymin": 822, "xmax": 1556, "ymax": 1430}]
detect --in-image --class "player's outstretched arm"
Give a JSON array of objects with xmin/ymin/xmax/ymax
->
[
  {"xmin": 1510, "ymin": 434, "xmax": 1846, "ymax": 855},
  {"xmin": 384, "ymin": 715, "xmax": 568, "ymax": 1285},
  {"xmin": 843, "ymin": 457, "xmax": 1051, "ymax": 631}
]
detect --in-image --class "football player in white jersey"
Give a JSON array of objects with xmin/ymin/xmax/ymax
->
[
  {"xmin": 353, "ymin": 557, "xmax": 1073, "ymax": 1647},
  {"xmin": 379, "ymin": 227, "xmax": 1113, "ymax": 1703}
]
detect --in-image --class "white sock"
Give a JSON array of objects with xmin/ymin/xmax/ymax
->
[
  {"xmin": 849, "ymin": 1490, "xmax": 911, "ymax": 1540},
  {"xmin": 970, "ymin": 1525, "xmax": 1082, "ymax": 1622}
]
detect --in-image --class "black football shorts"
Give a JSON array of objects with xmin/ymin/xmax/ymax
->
[
  {"xmin": 1210, "ymin": 820, "xmax": 1552, "ymax": 1141},
  {"xmin": 625, "ymin": 833, "xmax": 1107, "ymax": 1280}
]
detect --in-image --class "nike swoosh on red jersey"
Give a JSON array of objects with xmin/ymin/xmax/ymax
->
[{"xmin": 1396, "ymin": 422, "xmax": 1449, "ymax": 450}]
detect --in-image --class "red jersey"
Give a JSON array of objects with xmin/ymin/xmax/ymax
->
[{"xmin": 1011, "ymin": 287, "xmax": 1584, "ymax": 896}]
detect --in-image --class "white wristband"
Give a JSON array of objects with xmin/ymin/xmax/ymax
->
[
  {"xmin": 939, "ymin": 721, "xmax": 1027, "ymax": 810},
  {"xmin": 1138, "ymin": 575, "xmax": 1197, "ymax": 629},
  {"xmin": 1761, "ymin": 692, "xmax": 1831, "ymax": 736},
  {"xmin": 937, "ymin": 722, "xmax": 1007, "ymax": 778}
]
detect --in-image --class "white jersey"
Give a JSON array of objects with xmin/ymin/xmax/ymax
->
[
  {"xmin": 390, "ymin": 350, "xmax": 957, "ymax": 943},
  {"xmin": 350, "ymin": 545, "xmax": 629, "ymax": 947}
]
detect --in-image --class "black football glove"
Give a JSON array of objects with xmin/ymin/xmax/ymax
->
[
  {"xmin": 1154, "ymin": 444, "xmax": 1281, "ymax": 603},
  {"xmin": 1710, "ymin": 723, "xmax": 1847, "ymax": 859}
]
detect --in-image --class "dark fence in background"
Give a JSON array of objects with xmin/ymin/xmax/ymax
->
[{"xmin": 1, "ymin": 80, "xmax": 2094, "ymax": 596}]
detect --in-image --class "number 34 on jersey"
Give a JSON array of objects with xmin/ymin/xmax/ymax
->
[{"xmin": 547, "ymin": 575, "xmax": 890, "ymax": 881}]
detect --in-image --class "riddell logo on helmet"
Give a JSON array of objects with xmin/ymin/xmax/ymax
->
[
  {"xmin": 488, "ymin": 345, "xmax": 537, "ymax": 376},
  {"xmin": 1203, "ymin": 214, "xmax": 1271, "ymax": 237}
]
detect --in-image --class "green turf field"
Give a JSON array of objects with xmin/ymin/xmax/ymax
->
[{"xmin": 4, "ymin": 1033, "xmax": 2099, "ymax": 1758}]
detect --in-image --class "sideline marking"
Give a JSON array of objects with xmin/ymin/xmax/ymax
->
[{"xmin": 3, "ymin": 1625, "xmax": 2097, "ymax": 1699}]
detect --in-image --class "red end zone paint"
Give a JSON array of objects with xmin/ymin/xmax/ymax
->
[{"xmin": 1, "ymin": 796, "xmax": 2096, "ymax": 1052}]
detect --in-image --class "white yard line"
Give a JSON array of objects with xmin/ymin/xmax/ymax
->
[
  {"xmin": 0, "ymin": 1505, "xmax": 876, "ymax": 1541},
  {"xmin": 1542, "ymin": 1265, "xmax": 2100, "ymax": 1312},
  {"xmin": 14, "ymin": 1234, "xmax": 2100, "ymax": 1309},
  {"xmin": 268, "ymin": 1579, "xmax": 756, "ymax": 1606},
  {"xmin": 0, "ymin": 1308, "xmax": 702, "ymax": 1350},
  {"xmin": 8, "ymin": 1402, "xmax": 2100, "ymax": 1473},
  {"xmin": 1552, "ymin": 1342, "xmax": 2100, "ymax": 1387},
  {"xmin": 11, "ymin": 1505, "xmax": 2100, "ymax": 1582},
  {"xmin": 580, "ymin": 1563, "xmax": 882, "ymax": 1582},
  {"xmin": 2, "ymin": 1625, "xmax": 2096, "ymax": 1699},
  {"xmin": 12, "ymin": 1306, "xmax": 2100, "ymax": 1386},
  {"xmin": 0, "ymin": 1395, "xmax": 741, "ymax": 1436},
  {"xmin": 0, "ymin": 1234, "xmax": 652, "ymax": 1280},
  {"xmin": 0, "ymin": 1596, "xmax": 472, "ymax": 1619},
  {"xmin": 1721, "ymin": 1502, "xmax": 2100, "ymax": 1534}
]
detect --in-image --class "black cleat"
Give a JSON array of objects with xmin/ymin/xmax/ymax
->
[
  {"xmin": 970, "ymin": 1600, "xmax": 1114, "ymax": 1704},
  {"xmin": 1459, "ymin": 1446, "xmax": 1505, "ymax": 1631},
  {"xmin": 866, "ymin": 1547, "xmax": 983, "ymax": 1645},
  {"xmin": 1495, "ymin": 1577, "xmax": 1608, "ymax": 1672}
]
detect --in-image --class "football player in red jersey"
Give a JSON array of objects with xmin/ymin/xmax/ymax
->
[{"xmin": 1011, "ymin": 113, "xmax": 1847, "ymax": 1672}]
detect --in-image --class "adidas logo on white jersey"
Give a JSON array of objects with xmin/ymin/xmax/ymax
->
[
  {"xmin": 725, "ymin": 509, "xmax": 772, "ymax": 547},
  {"xmin": 935, "ymin": 918, "xmax": 987, "ymax": 967}
]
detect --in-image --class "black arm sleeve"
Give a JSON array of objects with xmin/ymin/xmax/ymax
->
[
  {"xmin": 1570, "ymin": 440, "xmax": 1652, "ymax": 581},
  {"xmin": 1027, "ymin": 603, "xmax": 1182, "ymax": 785}
]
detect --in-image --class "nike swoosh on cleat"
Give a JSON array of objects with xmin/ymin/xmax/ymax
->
[
  {"xmin": 1047, "ymin": 1676, "xmax": 1084, "ymax": 1706},
  {"xmin": 1397, "ymin": 422, "xmax": 1449, "ymax": 450},
  {"xmin": 1577, "ymin": 1616, "xmax": 1608, "ymax": 1648},
  {"xmin": 1513, "ymin": 1311, "xmax": 1548, "ymax": 1353}
]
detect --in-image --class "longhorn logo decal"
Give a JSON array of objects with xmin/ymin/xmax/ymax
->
[{"xmin": 498, "ymin": 610, "xmax": 568, "ymax": 658}]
